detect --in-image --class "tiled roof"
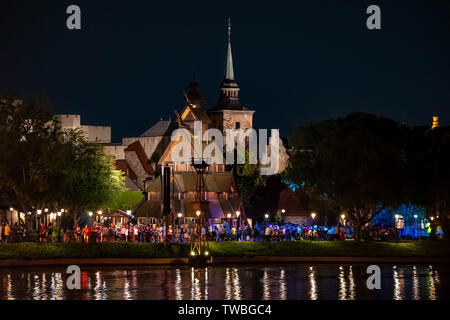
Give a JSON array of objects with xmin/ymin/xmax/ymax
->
[{"xmin": 140, "ymin": 120, "xmax": 177, "ymax": 137}]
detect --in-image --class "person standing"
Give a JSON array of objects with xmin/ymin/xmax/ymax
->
[
  {"xmin": 47, "ymin": 223, "xmax": 54, "ymax": 243},
  {"xmin": 39, "ymin": 223, "xmax": 46, "ymax": 243},
  {"xmin": 4, "ymin": 223, "xmax": 11, "ymax": 244}
]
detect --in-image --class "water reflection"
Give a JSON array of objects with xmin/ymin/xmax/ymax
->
[{"xmin": 0, "ymin": 264, "xmax": 448, "ymax": 300}]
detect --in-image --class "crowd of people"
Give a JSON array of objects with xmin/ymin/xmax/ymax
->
[
  {"xmin": 61, "ymin": 222, "xmax": 351, "ymax": 243},
  {"xmin": 0, "ymin": 219, "xmax": 418, "ymax": 244}
]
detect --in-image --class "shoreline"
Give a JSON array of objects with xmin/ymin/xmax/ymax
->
[{"xmin": 1, "ymin": 256, "xmax": 449, "ymax": 268}]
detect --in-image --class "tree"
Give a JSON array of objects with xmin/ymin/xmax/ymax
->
[
  {"xmin": 406, "ymin": 125, "xmax": 450, "ymax": 242},
  {"xmin": 0, "ymin": 96, "xmax": 64, "ymax": 217},
  {"xmin": 57, "ymin": 129, "xmax": 125, "ymax": 225},
  {"xmin": 234, "ymin": 150, "xmax": 267, "ymax": 208},
  {"xmin": 285, "ymin": 113, "xmax": 407, "ymax": 241}
]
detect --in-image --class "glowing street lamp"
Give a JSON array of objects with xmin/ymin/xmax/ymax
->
[
  {"xmin": 44, "ymin": 208, "xmax": 48, "ymax": 213},
  {"xmin": 264, "ymin": 213, "xmax": 269, "ymax": 219},
  {"xmin": 88, "ymin": 211, "xmax": 93, "ymax": 217},
  {"xmin": 341, "ymin": 214, "xmax": 345, "ymax": 220},
  {"xmin": 227, "ymin": 213, "xmax": 231, "ymax": 218},
  {"xmin": 9, "ymin": 207, "xmax": 13, "ymax": 212},
  {"xmin": 430, "ymin": 216, "xmax": 434, "ymax": 221},
  {"xmin": 281, "ymin": 209, "xmax": 286, "ymax": 213},
  {"xmin": 311, "ymin": 212, "xmax": 316, "ymax": 219},
  {"xmin": 414, "ymin": 215, "xmax": 418, "ymax": 219},
  {"xmin": 97, "ymin": 210, "xmax": 102, "ymax": 215},
  {"xmin": 177, "ymin": 212, "xmax": 183, "ymax": 227},
  {"xmin": 395, "ymin": 214, "xmax": 399, "ymax": 220},
  {"xmin": 57, "ymin": 211, "xmax": 62, "ymax": 217},
  {"xmin": 37, "ymin": 209, "xmax": 42, "ymax": 215},
  {"xmin": 236, "ymin": 211, "xmax": 240, "ymax": 217},
  {"xmin": 126, "ymin": 210, "xmax": 132, "ymax": 215},
  {"xmin": 61, "ymin": 209, "xmax": 64, "ymax": 213},
  {"xmin": 196, "ymin": 210, "xmax": 201, "ymax": 217}
]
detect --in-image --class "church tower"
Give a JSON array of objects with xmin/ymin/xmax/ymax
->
[{"xmin": 208, "ymin": 18, "xmax": 255, "ymax": 132}]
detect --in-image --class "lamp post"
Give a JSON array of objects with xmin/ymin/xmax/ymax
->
[
  {"xmin": 88, "ymin": 211, "xmax": 93, "ymax": 226},
  {"xmin": 37, "ymin": 209, "xmax": 42, "ymax": 232},
  {"xmin": 311, "ymin": 212, "xmax": 316, "ymax": 226},
  {"xmin": 413, "ymin": 214, "xmax": 418, "ymax": 239},
  {"xmin": 57, "ymin": 211, "xmax": 62, "ymax": 242},
  {"xmin": 177, "ymin": 212, "xmax": 182, "ymax": 227},
  {"xmin": 9, "ymin": 207, "xmax": 13, "ymax": 224},
  {"xmin": 236, "ymin": 211, "xmax": 241, "ymax": 239},
  {"xmin": 196, "ymin": 210, "xmax": 201, "ymax": 227},
  {"xmin": 340, "ymin": 214, "xmax": 345, "ymax": 226}
]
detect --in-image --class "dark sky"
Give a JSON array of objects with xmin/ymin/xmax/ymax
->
[{"xmin": 1, "ymin": 0, "xmax": 449, "ymax": 142}]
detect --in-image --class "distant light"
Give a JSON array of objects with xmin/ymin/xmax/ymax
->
[
  {"xmin": 227, "ymin": 213, "xmax": 231, "ymax": 218},
  {"xmin": 236, "ymin": 211, "xmax": 240, "ymax": 217},
  {"xmin": 196, "ymin": 211, "xmax": 201, "ymax": 217},
  {"xmin": 61, "ymin": 209, "xmax": 65, "ymax": 213},
  {"xmin": 414, "ymin": 215, "xmax": 418, "ymax": 219},
  {"xmin": 341, "ymin": 214, "xmax": 345, "ymax": 219},
  {"xmin": 126, "ymin": 210, "xmax": 132, "ymax": 215},
  {"xmin": 177, "ymin": 212, "xmax": 182, "ymax": 218},
  {"xmin": 190, "ymin": 251, "xmax": 196, "ymax": 256},
  {"xmin": 9, "ymin": 207, "xmax": 13, "ymax": 212},
  {"xmin": 281, "ymin": 209, "xmax": 285, "ymax": 213},
  {"xmin": 430, "ymin": 216, "xmax": 434, "ymax": 221},
  {"xmin": 204, "ymin": 251, "xmax": 209, "ymax": 256},
  {"xmin": 311, "ymin": 212, "xmax": 316, "ymax": 219},
  {"xmin": 44, "ymin": 208, "xmax": 48, "ymax": 213},
  {"xmin": 264, "ymin": 214, "xmax": 269, "ymax": 219},
  {"xmin": 37, "ymin": 209, "xmax": 42, "ymax": 215},
  {"xmin": 57, "ymin": 212, "xmax": 61, "ymax": 217},
  {"xmin": 97, "ymin": 210, "xmax": 102, "ymax": 215},
  {"xmin": 88, "ymin": 211, "xmax": 93, "ymax": 217}
]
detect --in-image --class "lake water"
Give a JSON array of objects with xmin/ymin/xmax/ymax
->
[{"xmin": 0, "ymin": 264, "xmax": 448, "ymax": 300}]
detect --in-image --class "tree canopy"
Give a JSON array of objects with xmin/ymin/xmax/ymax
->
[
  {"xmin": 285, "ymin": 113, "xmax": 408, "ymax": 241},
  {"xmin": 0, "ymin": 97, "xmax": 125, "ymax": 225}
]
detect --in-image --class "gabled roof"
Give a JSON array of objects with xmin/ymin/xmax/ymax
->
[
  {"xmin": 140, "ymin": 120, "xmax": 177, "ymax": 137},
  {"xmin": 181, "ymin": 105, "xmax": 210, "ymax": 123}
]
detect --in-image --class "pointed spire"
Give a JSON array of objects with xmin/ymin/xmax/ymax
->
[{"xmin": 225, "ymin": 18, "xmax": 234, "ymax": 80}]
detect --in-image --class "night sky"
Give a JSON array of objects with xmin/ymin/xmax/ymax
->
[{"xmin": 1, "ymin": 0, "xmax": 449, "ymax": 142}]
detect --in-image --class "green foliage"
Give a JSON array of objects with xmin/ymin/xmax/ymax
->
[
  {"xmin": 0, "ymin": 241, "xmax": 447, "ymax": 259},
  {"xmin": 0, "ymin": 97, "xmax": 125, "ymax": 224},
  {"xmin": 405, "ymin": 125, "xmax": 450, "ymax": 241},
  {"xmin": 285, "ymin": 113, "xmax": 408, "ymax": 241},
  {"xmin": 274, "ymin": 210, "xmax": 284, "ymax": 224},
  {"xmin": 0, "ymin": 96, "xmax": 64, "ymax": 211},
  {"xmin": 105, "ymin": 191, "xmax": 145, "ymax": 211},
  {"xmin": 58, "ymin": 129, "xmax": 125, "ymax": 223},
  {"xmin": 235, "ymin": 150, "xmax": 267, "ymax": 207}
]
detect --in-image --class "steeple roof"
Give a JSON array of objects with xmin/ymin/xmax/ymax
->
[
  {"xmin": 225, "ymin": 18, "xmax": 234, "ymax": 81},
  {"xmin": 209, "ymin": 18, "xmax": 246, "ymax": 111}
]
